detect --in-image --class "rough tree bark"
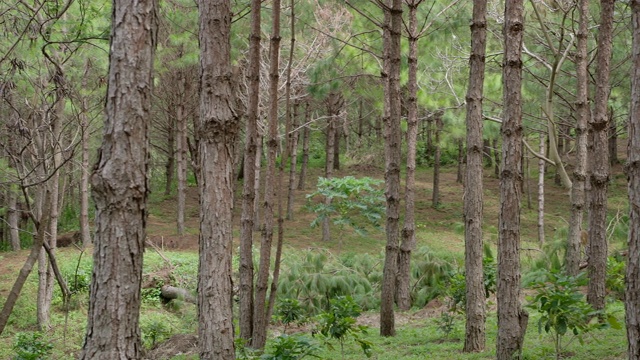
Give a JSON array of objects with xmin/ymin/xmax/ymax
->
[
  {"xmin": 238, "ymin": 0, "xmax": 261, "ymax": 341},
  {"xmin": 196, "ymin": 0, "xmax": 238, "ymax": 357},
  {"xmin": 80, "ymin": 60, "xmax": 92, "ymax": 248},
  {"xmin": 79, "ymin": 0, "xmax": 156, "ymax": 356},
  {"xmin": 322, "ymin": 92, "xmax": 340, "ymax": 242},
  {"xmin": 496, "ymin": 1, "xmax": 528, "ymax": 359},
  {"xmin": 252, "ymin": 0, "xmax": 281, "ymax": 348},
  {"xmin": 396, "ymin": 0, "xmax": 421, "ymax": 312},
  {"xmin": 463, "ymin": 0, "xmax": 487, "ymax": 351},
  {"xmin": 176, "ymin": 70, "xmax": 188, "ymax": 236},
  {"xmin": 380, "ymin": 0, "xmax": 402, "ymax": 337},
  {"xmin": 287, "ymin": 102, "xmax": 300, "ymax": 219},
  {"xmin": 566, "ymin": 0, "xmax": 590, "ymax": 277},
  {"xmin": 626, "ymin": 3, "xmax": 640, "ymax": 357},
  {"xmin": 587, "ymin": 0, "xmax": 614, "ymax": 312}
]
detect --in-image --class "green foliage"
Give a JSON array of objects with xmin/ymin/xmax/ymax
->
[
  {"xmin": 606, "ymin": 256, "xmax": 626, "ymax": 301},
  {"xmin": 13, "ymin": 332, "xmax": 53, "ymax": 360},
  {"xmin": 141, "ymin": 317, "xmax": 172, "ymax": 349},
  {"xmin": 315, "ymin": 296, "xmax": 372, "ymax": 359},
  {"xmin": 434, "ymin": 311, "xmax": 459, "ymax": 339},
  {"xmin": 278, "ymin": 250, "xmax": 380, "ymax": 314},
  {"xmin": 261, "ymin": 334, "xmax": 320, "ymax": 360},
  {"xmin": 306, "ymin": 176, "xmax": 384, "ymax": 237},
  {"xmin": 526, "ymin": 270, "xmax": 618, "ymax": 359},
  {"xmin": 275, "ymin": 298, "xmax": 307, "ymax": 333},
  {"xmin": 410, "ymin": 246, "xmax": 455, "ymax": 308}
]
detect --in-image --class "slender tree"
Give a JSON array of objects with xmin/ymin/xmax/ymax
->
[
  {"xmin": 587, "ymin": 0, "xmax": 615, "ymax": 312},
  {"xmin": 626, "ymin": 3, "xmax": 640, "ymax": 357},
  {"xmin": 380, "ymin": 0, "xmax": 403, "ymax": 337},
  {"xmin": 496, "ymin": 0, "xmax": 528, "ymax": 359},
  {"xmin": 79, "ymin": 0, "xmax": 157, "ymax": 356},
  {"xmin": 566, "ymin": 0, "xmax": 590, "ymax": 276},
  {"xmin": 463, "ymin": 0, "xmax": 488, "ymax": 351},
  {"xmin": 238, "ymin": 0, "xmax": 262, "ymax": 340},
  {"xmin": 196, "ymin": 0, "xmax": 238, "ymax": 357},
  {"xmin": 253, "ymin": 0, "xmax": 282, "ymax": 348}
]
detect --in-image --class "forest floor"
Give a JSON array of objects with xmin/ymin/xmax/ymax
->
[{"xmin": 0, "ymin": 159, "xmax": 632, "ymax": 359}]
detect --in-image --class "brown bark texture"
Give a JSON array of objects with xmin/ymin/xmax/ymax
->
[
  {"xmin": 396, "ymin": 0, "xmax": 420, "ymax": 312},
  {"xmin": 196, "ymin": 0, "xmax": 238, "ymax": 357},
  {"xmin": 79, "ymin": 0, "xmax": 156, "ymax": 357},
  {"xmin": 379, "ymin": 0, "xmax": 402, "ymax": 337},
  {"xmin": 238, "ymin": 0, "xmax": 261, "ymax": 341},
  {"xmin": 566, "ymin": 0, "xmax": 590, "ymax": 277},
  {"xmin": 587, "ymin": 0, "xmax": 614, "ymax": 312},
  {"xmin": 496, "ymin": 0, "xmax": 527, "ymax": 359},
  {"xmin": 463, "ymin": 0, "xmax": 487, "ymax": 352},
  {"xmin": 297, "ymin": 103, "xmax": 311, "ymax": 191},
  {"xmin": 252, "ymin": 0, "xmax": 281, "ymax": 348},
  {"xmin": 627, "ymin": 2, "xmax": 640, "ymax": 358}
]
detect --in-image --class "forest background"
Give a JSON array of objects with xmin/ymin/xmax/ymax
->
[{"xmin": 0, "ymin": 0, "xmax": 638, "ymax": 359}]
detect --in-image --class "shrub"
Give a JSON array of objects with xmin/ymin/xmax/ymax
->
[
  {"xmin": 13, "ymin": 332, "xmax": 53, "ymax": 360},
  {"xmin": 315, "ymin": 296, "xmax": 372, "ymax": 359}
]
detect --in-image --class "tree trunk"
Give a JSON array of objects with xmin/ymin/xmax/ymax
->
[
  {"xmin": 496, "ymin": 1, "xmax": 527, "ymax": 359},
  {"xmin": 252, "ymin": 0, "xmax": 281, "ymax": 348},
  {"xmin": 538, "ymin": 133, "xmax": 545, "ymax": 247},
  {"xmin": 176, "ymin": 70, "xmax": 188, "ymax": 236},
  {"xmin": 492, "ymin": 138, "xmax": 500, "ymax": 178},
  {"xmin": 79, "ymin": 0, "xmax": 156, "ymax": 357},
  {"xmin": 253, "ymin": 134, "xmax": 263, "ymax": 231},
  {"xmin": 297, "ymin": 103, "xmax": 311, "ymax": 191},
  {"xmin": 566, "ymin": 0, "xmax": 590, "ymax": 277},
  {"xmin": 456, "ymin": 139, "xmax": 464, "ymax": 184},
  {"xmin": 432, "ymin": 114, "xmax": 442, "ymax": 208},
  {"xmin": 587, "ymin": 0, "xmax": 614, "ymax": 313},
  {"xmin": 238, "ymin": 0, "xmax": 261, "ymax": 341},
  {"xmin": 397, "ymin": 0, "xmax": 420, "ymax": 311},
  {"xmin": 287, "ymin": 102, "xmax": 299, "ymax": 219},
  {"xmin": 0, "ymin": 192, "xmax": 51, "ymax": 336},
  {"xmin": 463, "ymin": 0, "xmax": 487, "ymax": 351},
  {"xmin": 608, "ymin": 109, "xmax": 618, "ymax": 165},
  {"xmin": 626, "ymin": 3, "xmax": 640, "ymax": 357},
  {"xmin": 322, "ymin": 92, "xmax": 340, "ymax": 242},
  {"xmin": 380, "ymin": 0, "xmax": 402, "ymax": 337},
  {"xmin": 164, "ymin": 118, "xmax": 175, "ymax": 196},
  {"xmin": 196, "ymin": 0, "xmax": 238, "ymax": 358},
  {"xmin": 333, "ymin": 122, "xmax": 341, "ymax": 171},
  {"xmin": 7, "ymin": 190, "xmax": 20, "ymax": 251},
  {"xmin": 80, "ymin": 60, "xmax": 92, "ymax": 248}
]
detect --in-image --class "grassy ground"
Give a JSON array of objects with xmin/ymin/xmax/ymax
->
[{"xmin": 0, "ymin": 161, "xmax": 631, "ymax": 359}]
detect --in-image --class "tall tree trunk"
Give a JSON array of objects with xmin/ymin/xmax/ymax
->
[
  {"xmin": 283, "ymin": 1, "xmax": 296, "ymax": 220},
  {"xmin": 287, "ymin": 102, "xmax": 299, "ymax": 219},
  {"xmin": 7, "ymin": 190, "xmax": 20, "ymax": 251},
  {"xmin": 80, "ymin": 60, "xmax": 92, "ymax": 248},
  {"xmin": 333, "ymin": 123, "xmax": 341, "ymax": 171},
  {"xmin": 608, "ymin": 110, "xmax": 618, "ymax": 165},
  {"xmin": 298, "ymin": 103, "xmax": 310, "ymax": 191},
  {"xmin": 492, "ymin": 138, "xmax": 500, "ymax": 178},
  {"xmin": 496, "ymin": 1, "xmax": 528, "ymax": 359},
  {"xmin": 566, "ymin": 0, "xmax": 590, "ymax": 276},
  {"xmin": 456, "ymin": 139, "xmax": 464, "ymax": 184},
  {"xmin": 538, "ymin": 133, "xmax": 546, "ymax": 247},
  {"xmin": 463, "ymin": 0, "xmax": 487, "ymax": 351},
  {"xmin": 164, "ymin": 119, "xmax": 175, "ymax": 196},
  {"xmin": 79, "ymin": 0, "xmax": 156, "ymax": 356},
  {"xmin": 626, "ymin": 3, "xmax": 640, "ymax": 357},
  {"xmin": 397, "ymin": 0, "xmax": 420, "ymax": 311},
  {"xmin": 432, "ymin": 114, "xmax": 442, "ymax": 208},
  {"xmin": 252, "ymin": 0, "xmax": 281, "ymax": 348},
  {"xmin": 176, "ymin": 70, "xmax": 188, "ymax": 236},
  {"xmin": 238, "ymin": 0, "xmax": 261, "ymax": 341},
  {"xmin": 587, "ymin": 0, "xmax": 614, "ymax": 313},
  {"xmin": 196, "ymin": 0, "xmax": 238, "ymax": 357},
  {"xmin": 253, "ymin": 134, "xmax": 263, "ymax": 230},
  {"xmin": 322, "ymin": 93, "xmax": 339, "ymax": 242},
  {"xmin": 380, "ymin": 0, "xmax": 402, "ymax": 337}
]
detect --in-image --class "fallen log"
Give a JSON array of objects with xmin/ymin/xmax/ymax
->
[{"xmin": 160, "ymin": 285, "xmax": 196, "ymax": 304}]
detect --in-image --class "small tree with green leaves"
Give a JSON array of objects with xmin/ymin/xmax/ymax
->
[
  {"xmin": 260, "ymin": 334, "xmax": 320, "ymax": 360},
  {"xmin": 315, "ymin": 296, "xmax": 372, "ymax": 359},
  {"xmin": 526, "ymin": 270, "xmax": 620, "ymax": 360},
  {"xmin": 275, "ymin": 298, "xmax": 307, "ymax": 334},
  {"xmin": 306, "ymin": 176, "xmax": 384, "ymax": 238}
]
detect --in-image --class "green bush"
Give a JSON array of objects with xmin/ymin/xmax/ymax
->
[
  {"xmin": 315, "ymin": 296, "xmax": 372, "ymax": 359},
  {"xmin": 261, "ymin": 334, "xmax": 320, "ymax": 360},
  {"xmin": 13, "ymin": 332, "xmax": 53, "ymax": 360}
]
